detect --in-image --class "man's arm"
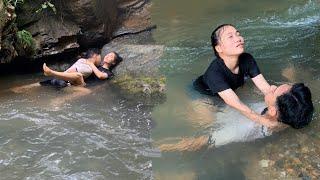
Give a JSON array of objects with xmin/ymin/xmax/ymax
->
[
  {"xmin": 218, "ymin": 88, "xmax": 278, "ymax": 127},
  {"xmin": 86, "ymin": 61, "xmax": 108, "ymax": 80}
]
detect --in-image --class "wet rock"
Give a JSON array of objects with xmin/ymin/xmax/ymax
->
[
  {"xmin": 0, "ymin": 0, "xmax": 18, "ymax": 63},
  {"xmin": 112, "ymin": 75, "xmax": 166, "ymax": 95},
  {"xmin": 244, "ymin": 127, "xmax": 320, "ymax": 179},
  {"xmin": 259, "ymin": 159, "xmax": 270, "ymax": 168},
  {"xmin": 299, "ymin": 172, "xmax": 311, "ymax": 180},
  {"xmin": 101, "ymin": 42, "xmax": 164, "ymax": 77}
]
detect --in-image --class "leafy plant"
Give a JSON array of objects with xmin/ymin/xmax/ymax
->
[
  {"xmin": 3, "ymin": 0, "xmax": 24, "ymax": 7},
  {"xmin": 16, "ymin": 30, "xmax": 35, "ymax": 53},
  {"xmin": 36, "ymin": 1, "xmax": 56, "ymax": 14}
]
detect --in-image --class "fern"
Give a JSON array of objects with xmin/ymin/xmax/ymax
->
[{"xmin": 16, "ymin": 30, "xmax": 35, "ymax": 49}]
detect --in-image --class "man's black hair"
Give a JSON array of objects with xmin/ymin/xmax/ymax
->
[
  {"xmin": 79, "ymin": 48, "xmax": 101, "ymax": 59},
  {"xmin": 276, "ymin": 83, "xmax": 314, "ymax": 129}
]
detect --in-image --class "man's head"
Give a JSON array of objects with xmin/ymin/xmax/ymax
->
[
  {"xmin": 83, "ymin": 48, "xmax": 101, "ymax": 66},
  {"xmin": 265, "ymin": 83, "xmax": 314, "ymax": 129}
]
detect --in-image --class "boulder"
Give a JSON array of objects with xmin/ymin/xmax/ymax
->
[{"xmin": 16, "ymin": 0, "xmax": 153, "ymax": 59}]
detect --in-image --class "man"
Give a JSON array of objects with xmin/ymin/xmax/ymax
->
[{"xmin": 158, "ymin": 83, "xmax": 314, "ymax": 152}]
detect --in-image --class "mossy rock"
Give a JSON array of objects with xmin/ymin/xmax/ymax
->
[{"xmin": 112, "ymin": 75, "xmax": 166, "ymax": 95}]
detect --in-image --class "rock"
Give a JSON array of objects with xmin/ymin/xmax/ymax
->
[
  {"xmin": 114, "ymin": 0, "xmax": 155, "ymax": 37},
  {"xmin": 1, "ymin": 0, "xmax": 154, "ymax": 63},
  {"xmin": 0, "ymin": 0, "xmax": 18, "ymax": 63},
  {"xmin": 280, "ymin": 171, "xmax": 286, "ymax": 177},
  {"xmin": 101, "ymin": 42, "xmax": 164, "ymax": 77},
  {"xmin": 259, "ymin": 159, "xmax": 270, "ymax": 168}
]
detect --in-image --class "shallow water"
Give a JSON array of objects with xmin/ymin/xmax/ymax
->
[
  {"xmin": 0, "ymin": 74, "xmax": 159, "ymax": 179},
  {"xmin": 150, "ymin": 0, "xmax": 320, "ymax": 179}
]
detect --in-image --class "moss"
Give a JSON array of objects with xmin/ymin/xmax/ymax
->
[{"xmin": 112, "ymin": 75, "xmax": 166, "ymax": 95}]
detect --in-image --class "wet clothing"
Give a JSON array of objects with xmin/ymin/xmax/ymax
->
[
  {"xmin": 208, "ymin": 102, "xmax": 271, "ymax": 147},
  {"xmin": 98, "ymin": 66, "xmax": 114, "ymax": 79},
  {"xmin": 194, "ymin": 53, "xmax": 261, "ymax": 95},
  {"xmin": 86, "ymin": 66, "xmax": 114, "ymax": 82},
  {"xmin": 68, "ymin": 58, "xmax": 93, "ymax": 78},
  {"xmin": 40, "ymin": 66, "xmax": 114, "ymax": 89},
  {"xmin": 39, "ymin": 78, "xmax": 70, "ymax": 89}
]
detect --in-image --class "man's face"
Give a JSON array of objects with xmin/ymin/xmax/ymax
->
[
  {"xmin": 215, "ymin": 26, "xmax": 245, "ymax": 56},
  {"xmin": 264, "ymin": 84, "xmax": 292, "ymax": 107},
  {"xmin": 94, "ymin": 54, "xmax": 102, "ymax": 66}
]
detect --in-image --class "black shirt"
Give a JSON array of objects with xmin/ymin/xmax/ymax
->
[
  {"xmin": 194, "ymin": 53, "xmax": 261, "ymax": 95},
  {"xmin": 86, "ymin": 66, "xmax": 113, "ymax": 81},
  {"xmin": 98, "ymin": 66, "xmax": 114, "ymax": 80}
]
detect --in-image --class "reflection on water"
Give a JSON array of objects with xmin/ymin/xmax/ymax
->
[{"xmin": 151, "ymin": 0, "xmax": 320, "ymax": 179}]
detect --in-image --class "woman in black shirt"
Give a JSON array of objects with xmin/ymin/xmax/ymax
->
[{"xmin": 195, "ymin": 24, "xmax": 277, "ymax": 127}]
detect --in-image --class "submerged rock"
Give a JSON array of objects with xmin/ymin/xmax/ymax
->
[{"xmin": 245, "ymin": 130, "xmax": 320, "ymax": 179}]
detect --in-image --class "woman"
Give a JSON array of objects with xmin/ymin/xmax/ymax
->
[
  {"xmin": 43, "ymin": 49, "xmax": 121, "ymax": 86},
  {"xmin": 194, "ymin": 24, "xmax": 276, "ymax": 125},
  {"xmin": 159, "ymin": 83, "xmax": 314, "ymax": 152}
]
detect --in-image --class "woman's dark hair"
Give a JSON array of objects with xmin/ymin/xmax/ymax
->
[
  {"xmin": 211, "ymin": 24, "xmax": 234, "ymax": 58},
  {"xmin": 276, "ymin": 83, "xmax": 314, "ymax": 129},
  {"xmin": 78, "ymin": 48, "xmax": 101, "ymax": 59}
]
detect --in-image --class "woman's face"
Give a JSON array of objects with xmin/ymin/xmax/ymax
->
[
  {"xmin": 104, "ymin": 52, "xmax": 116, "ymax": 65},
  {"xmin": 215, "ymin": 26, "xmax": 245, "ymax": 57},
  {"xmin": 264, "ymin": 84, "xmax": 292, "ymax": 107}
]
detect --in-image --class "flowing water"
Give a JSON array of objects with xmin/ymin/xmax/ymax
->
[
  {"xmin": 0, "ymin": 0, "xmax": 320, "ymax": 179},
  {"xmin": 151, "ymin": 0, "xmax": 320, "ymax": 179}
]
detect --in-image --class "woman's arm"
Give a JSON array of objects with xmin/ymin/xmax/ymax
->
[
  {"xmin": 218, "ymin": 88, "xmax": 278, "ymax": 127},
  {"xmin": 86, "ymin": 61, "xmax": 108, "ymax": 80},
  {"xmin": 251, "ymin": 74, "xmax": 273, "ymax": 95}
]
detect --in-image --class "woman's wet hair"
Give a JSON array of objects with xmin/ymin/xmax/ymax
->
[
  {"xmin": 276, "ymin": 83, "xmax": 314, "ymax": 129},
  {"xmin": 79, "ymin": 48, "xmax": 101, "ymax": 59},
  {"xmin": 210, "ymin": 24, "xmax": 234, "ymax": 58}
]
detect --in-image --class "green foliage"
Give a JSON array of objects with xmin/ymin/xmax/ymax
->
[
  {"xmin": 3, "ymin": 0, "xmax": 24, "ymax": 7},
  {"xmin": 16, "ymin": 30, "xmax": 35, "ymax": 55},
  {"xmin": 3, "ymin": 0, "xmax": 56, "ymax": 14},
  {"xmin": 36, "ymin": 1, "xmax": 56, "ymax": 14}
]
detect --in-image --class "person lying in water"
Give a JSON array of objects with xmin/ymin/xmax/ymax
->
[
  {"xmin": 10, "ymin": 49, "xmax": 122, "ymax": 93},
  {"xmin": 42, "ymin": 49, "xmax": 122, "ymax": 86},
  {"xmin": 194, "ymin": 24, "xmax": 278, "ymax": 127},
  {"xmin": 158, "ymin": 83, "xmax": 314, "ymax": 152}
]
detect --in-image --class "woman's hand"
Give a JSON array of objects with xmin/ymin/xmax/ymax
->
[{"xmin": 218, "ymin": 88, "xmax": 277, "ymax": 128}]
